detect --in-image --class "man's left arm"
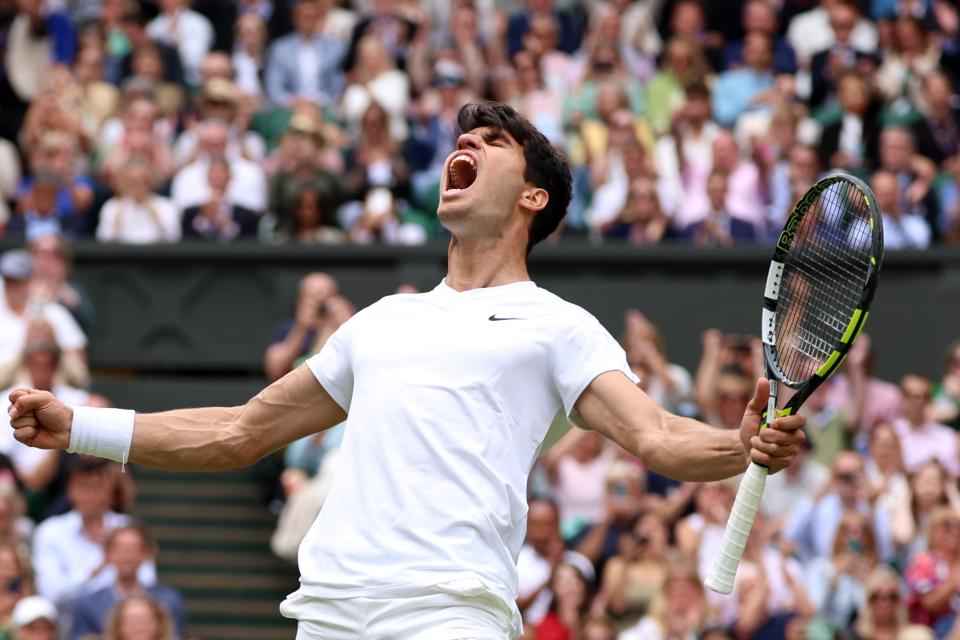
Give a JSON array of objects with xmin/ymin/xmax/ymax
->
[{"xmin": 572, "ymin": 371, "xmax": 805, "ymax": 482}]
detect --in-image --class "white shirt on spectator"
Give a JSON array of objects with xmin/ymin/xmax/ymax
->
[
  {"xmin": 0, "ymin": 297, "xmax": 87, "ymax": 355},
  {"xmin": 146, "ymin": 9, "xmax": 214, "ymax": 86},
  {"xmin": 33, "ymin": 510, "xmax": 156, "ymax": 605},
  {"xmin": 0, "ymin": 384, "xmax": 88, "ymax": 477},
  {"xmin": 172, "ymin": 129, "xmax": 267, "ymax": 166},
  {"xmin": 341, "ymin": 71, "xmax": 411, "ymax": 141},
  {"xmin": 290, "ymin": 280, "xmax": 638, "ymax": 633},
  {"xmin": 892, "ymin": 417, "xmax": 960, "ymax": 476},
  {"xmin": 882, "ymin": 212, "xmax": 931, "ymax": 250},
  {"xmin": 96, "ymin": 195, "xmax": 182, "ymax": 244},
  {"xmin": 516, "ymin": 544, "xmax": 593, "ymax": 625},
  {"xmin": 786, "ymin": 7, "xmax": 878, "ymax": 63},
  {"xmin": 233, "ymin": 50, "xmax": 264, "ymax": 98},
  {"xmin": 762, "ymin": 457, "xmax": 829, "ymax": 519},
  {"xmin": 171, "ymin": 157, "xmax": 267, "ymax": 213}
]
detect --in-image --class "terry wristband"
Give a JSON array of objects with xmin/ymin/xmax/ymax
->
[{"xmin": 68, "ymin": 406, "xmax": 136, "ymax": 465}]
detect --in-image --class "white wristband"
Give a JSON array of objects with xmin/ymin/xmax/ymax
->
[{"xmin": 68, "ymin": 406, "xmax": 136, "ymax": 465}]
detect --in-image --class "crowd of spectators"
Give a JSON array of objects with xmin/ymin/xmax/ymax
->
[
  {"xmin": 0, "ymin": 243, "xmax": 186, "ymax": 640},
  {"xmin": 2, "ymin": 0, "xmax": 960, "ymax": 246},
  {"xmin": 265, "ymin": 271, "xmax": 960, "ymax": 640}
]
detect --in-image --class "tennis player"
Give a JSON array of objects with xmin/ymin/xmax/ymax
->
[{"xmin": 7, "ymin": 103, "xmax": 805, "ymax": 639}]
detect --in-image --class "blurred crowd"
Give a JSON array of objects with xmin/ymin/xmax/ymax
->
[
  {"xmin": 0, "ymin": 244, "xmax": 187, "ymax": 640},
  {"xmin": 1, "ymin": 0, "xmax": 960, "ymax": 246},
  {"xmin": 264, "ymin": 271, "xmax": 960, "ymax": 640}
]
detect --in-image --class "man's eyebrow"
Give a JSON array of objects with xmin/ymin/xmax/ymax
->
[{"xmin": 480, "ymin": 129, "xmax": 508, "ymax": 144}]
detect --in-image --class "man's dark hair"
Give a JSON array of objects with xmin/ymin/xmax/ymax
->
[{"xmin": 456, "ymin": 102, "xmax": 572, "ymax": 254}]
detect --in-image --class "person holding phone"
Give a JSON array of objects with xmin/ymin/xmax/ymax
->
[{"xmin": 804, "ymin": 511, "xmax": 881, "ymax": 630}]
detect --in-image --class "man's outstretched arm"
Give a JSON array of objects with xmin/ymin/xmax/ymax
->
[
  {"xmin": 573, "ymin": 371, "xmax": 805, "ymax": 482},
  {"xmin": 7, "ymin": 365, "xmax": 346, "ymax": 472}
]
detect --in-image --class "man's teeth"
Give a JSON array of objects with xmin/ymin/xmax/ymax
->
[{"xmin": 447, "ymin": 155, "xmax": 476, "ymax": 191}]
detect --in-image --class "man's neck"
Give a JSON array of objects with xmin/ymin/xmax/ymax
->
[
  {"xmin": 445, "ymin": 235, "xmax": 530, "ymax": 291},
  {"xmin": 116, "ymin": 575, "xmax": 142, "ymax": 595}
]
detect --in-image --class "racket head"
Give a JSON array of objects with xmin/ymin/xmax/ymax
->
[{"xmin": 761, "ymin": 173, "xmax": 884, "ymax": 402}]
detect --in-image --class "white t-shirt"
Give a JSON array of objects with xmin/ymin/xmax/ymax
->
[
  {"xmin": 294, "ymin": 280, "xmax": 636, "ymax": 629},
  {"xmin": 0, "ymin": 298, "xmax": 87, "ymax": 358},
  {"xmin": 96, "ymin": 196, "xmax": 182, "ymax": 244}
]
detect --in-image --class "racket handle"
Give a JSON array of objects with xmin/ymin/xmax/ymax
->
[{"xmin": 704, "ymin": 461, "xmax": 769, "ymax": 595}]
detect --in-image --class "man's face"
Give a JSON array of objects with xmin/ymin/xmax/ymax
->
[
  {"xmin": 67, "ymin": 471, "xmax": 110, "ymax": 518},
  {"xmin": 789, "ymin": 147, "xmax": 818, "ymax": 181},
  {"xmin": 107, "ymin": 530, "xmax": 148, "ymax": 581},
  {"xmin": 870, "ymin": 172, "xmax": 900, "ymax": 214},
  {"xmin": 829, "ymin": 5, "xmax": 856, "ymax": 44},
  {"xmin": 525, "ymin": 501, "xmax": 558, "ymax": 553},
  {"xmin": 293, "ymin": 2, "xmax": 318, "ymax": 37},
  {"xmin": 900, "ymin": 376, "xmax": 932, "ymax": 424},
  {"xmin": 199, "ymin": 127, "xmax": 229, "ymax": 157},
  {"xmin": 437, "ymin": 127, "xmax": 532, "ymax": 240},
  {"xmin": 880, "ymin": 129, "xmax": 913, "ymax": 171},
  {"xmin": 743, "ymin": 33, "xmax": 773, "ymax": 71},
  {"xmin": 25, "ymin": 352, "xmax": 56, "ymax": 392},
  {"xmin": 832, "ymin": 452, "xmax": 864, "ymax": 502},
  {"xmin": 3, "ymin": 278, "xmax": 29, "ymax": 310},
  {"xmin": 743, "ymin": 1, "xmax": 775, "ymax": 34}
]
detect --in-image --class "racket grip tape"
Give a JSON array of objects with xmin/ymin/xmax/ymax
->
[{"xmin": 704, "ymin": 461, "xmax": 769, "ymax": 594}]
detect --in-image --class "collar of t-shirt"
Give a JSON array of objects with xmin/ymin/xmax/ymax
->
[{"xmin": 434, "ymin": 278, "xmax": 537, "ymax": 298}]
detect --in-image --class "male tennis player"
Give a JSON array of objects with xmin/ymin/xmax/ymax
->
[{"xmin": 7, "ymin": 103, "xmax": 805, "ymax": 639}]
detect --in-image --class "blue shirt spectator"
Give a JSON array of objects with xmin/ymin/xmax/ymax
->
[{"xmin": 264, "ymin": 0, "xmax": 346, "ymax": 106}]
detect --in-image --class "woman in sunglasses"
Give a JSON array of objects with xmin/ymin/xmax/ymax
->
[{"xmin": 852, "ymin": 566, "xmax": 912, "ymax": 640}]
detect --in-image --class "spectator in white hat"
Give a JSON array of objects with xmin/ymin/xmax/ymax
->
[{"xmin": 11, "ymin": 596, "xmax": 56, "ymax": 640}]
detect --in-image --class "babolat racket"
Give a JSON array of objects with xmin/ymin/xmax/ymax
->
[{"xmin": 704, "ymin": 173, "xmax": 884, "ymax": 594}]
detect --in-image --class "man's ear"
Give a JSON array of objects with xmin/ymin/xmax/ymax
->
[{"xmin": 519, "ymin": 186, "xmax": 549, "ymax": 213}]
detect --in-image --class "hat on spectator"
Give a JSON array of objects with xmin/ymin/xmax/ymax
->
[
  {"xmin": 0, "ymin": 249, "xmax": 33, "ymax": 281},
  {"xmin": 288, "ymin": 113, "xmax": 324, "ymax": 145},
  {"xmin": 432, "ymin": 60, "xmax": 465, "ymax": 88},
  {"xmin": 202, "ymin": 78, "xmax": 239, "ymax": 104},
  {"xmin": 12, "ymin": 596, "xmax": 57, "ymax": 628}
]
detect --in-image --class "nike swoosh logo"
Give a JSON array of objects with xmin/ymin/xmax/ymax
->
[{"xmin": 489, "ymin": 314, "xmax": 524, "ymax": 321}]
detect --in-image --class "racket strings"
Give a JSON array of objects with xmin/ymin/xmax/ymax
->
[{"xmin": 775, "ymin": 180, "xmax": 874, "ymax": 384}]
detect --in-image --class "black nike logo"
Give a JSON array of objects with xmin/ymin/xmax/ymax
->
[{"xmin": 489, "ymin": 314, "xmax": 524, "ymax": 321}]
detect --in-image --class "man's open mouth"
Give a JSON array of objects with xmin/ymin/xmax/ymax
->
[{"xmin": 446, "ymin": 154, "xmax": 478, "ymax": 192}]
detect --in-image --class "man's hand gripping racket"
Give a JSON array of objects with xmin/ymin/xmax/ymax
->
[{"xmin": 705, "ymin": 174, "xmax": 884, "ymax": 594}]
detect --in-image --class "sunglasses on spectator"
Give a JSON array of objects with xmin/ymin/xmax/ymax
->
[{"xmin": 869, "ymin": 590, "xmax": 899, "ymax": 603}]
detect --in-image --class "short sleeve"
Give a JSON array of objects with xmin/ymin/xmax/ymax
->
[
  {"xmin": 305, "ymin": 321, "xmax": 354, "ymax": 412},
  {"xmin": 551, "ymin": 312, "xmax": 639, "ymax": 417}
]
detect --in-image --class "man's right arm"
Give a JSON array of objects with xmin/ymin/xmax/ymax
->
[{"xmin": 8, "ymin": 365, "xmax": 346, "ymax": 472}]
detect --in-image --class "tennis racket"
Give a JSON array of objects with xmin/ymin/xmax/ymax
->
[{"xmin": 704, "ymin": 173, "xmax": 884, "ymax": 595}]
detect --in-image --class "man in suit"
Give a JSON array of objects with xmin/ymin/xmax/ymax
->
[
  {"xmin": 181, "ymin": 156, "xmax": 260, "ymax": 241},
  {"xmin": 265, "ymin": 0, "xmax": 346, "ymax": 106},
  {"xmin": 808, "ymin": 0, "xmax": 878, "ymax": 109}
]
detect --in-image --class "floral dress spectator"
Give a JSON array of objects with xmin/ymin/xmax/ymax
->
[{"xmin": 905, "ymin": 506, "xmax": 960, "ymax": 634}]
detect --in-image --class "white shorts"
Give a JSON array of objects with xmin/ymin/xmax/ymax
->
[{"xmin": 279, "ymin": 591, "xmax": 518, "ymax": 639}]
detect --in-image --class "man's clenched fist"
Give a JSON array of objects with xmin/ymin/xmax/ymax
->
[{"xmin": 7, "ymin": 389, "xmax": 72, "ymax": 450}]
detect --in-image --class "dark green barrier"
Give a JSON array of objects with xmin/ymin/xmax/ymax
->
[{"xmin": 3, "ymin": 241, "xmax": 957, "ymax": 401}]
